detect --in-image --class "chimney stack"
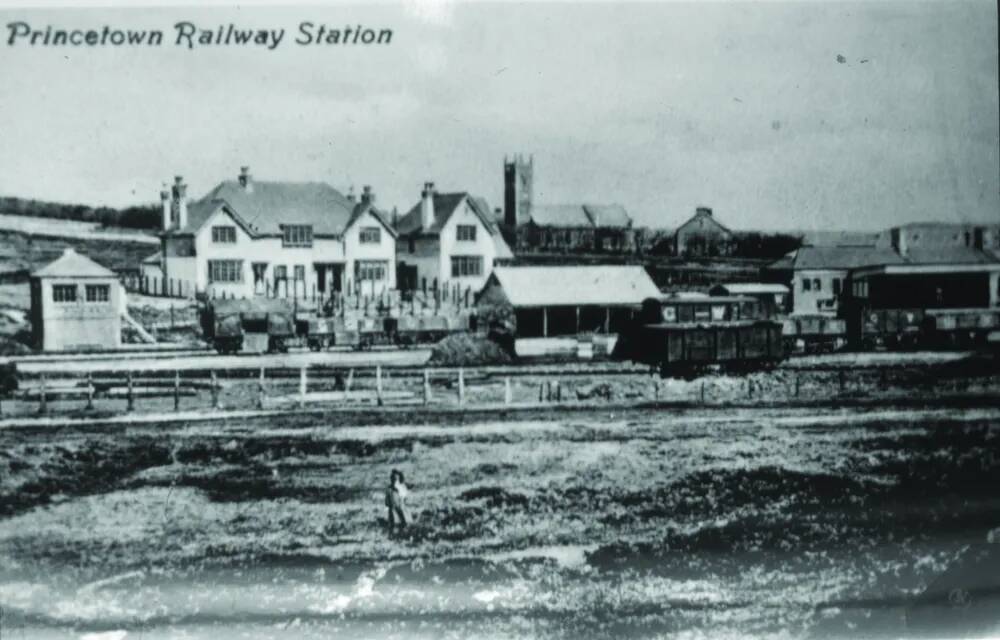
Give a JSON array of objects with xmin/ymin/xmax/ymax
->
[
  {"xmin": 890, "ymin": 227, "xmax": 906, "ymax": 257},
  {"xmin": 160, "ymin": 184, "xmax": 171, "ymax": 231},
  {"xmin": 421, "ymin": 181, "xmax": 436, "ymax": 230},
  {"xmin": 238, "ymin": 166, "xmax": 253, "ymax": 192},
  {"xmin": 361, "ymin": 185, "xmax": 374, "ymax": 206},
  {"xmin": 171, "ymin": 176, "xmax": 188, "ymax": 230},
  {"xmin": 696, "ymin": 206, "xmax": 713, "ymax": 217},
  {"xmin": 347, "ymin": 185, "xmax": 356, "ymax": 203}
]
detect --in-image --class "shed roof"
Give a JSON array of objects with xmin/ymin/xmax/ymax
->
[
  {"xmin": 714, "ymin": 283, "xmax": 790, "ymax": 295},
  {"xmin": 31, "ymin": 248, "xmax": 115, "ymax": 278},
  {"xmin": 487, "ymin": 265, "xmax": 659, "ymax": 307}
]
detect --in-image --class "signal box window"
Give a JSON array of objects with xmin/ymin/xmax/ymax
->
[
  {"xmin": 52, "ymin": 284, "xmax": 77, "ymax": 303},
  {"xmin": 85, "ymin": 284, "xmax": 110, "ymax": 302}
]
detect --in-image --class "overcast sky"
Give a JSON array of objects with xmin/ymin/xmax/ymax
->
[{"xmin": 0, "ymin": 1, "xmax": 996, "ymax": 232}]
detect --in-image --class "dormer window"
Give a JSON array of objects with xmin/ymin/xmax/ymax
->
[{"xmin": 282, "ymin": 225, "xmax": 313, "ymax": 248}]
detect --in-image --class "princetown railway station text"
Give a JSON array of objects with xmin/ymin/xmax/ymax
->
[{"xmin": 5, "ymin": 21, "xmax": 393, "ymax": 49}]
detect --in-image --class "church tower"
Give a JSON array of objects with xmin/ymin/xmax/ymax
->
[{"xmin": 503, "ymin": 153, "xmax": 533, "ymax": 228}]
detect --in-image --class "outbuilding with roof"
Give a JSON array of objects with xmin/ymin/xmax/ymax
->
[
  {"xmin": 29, "ymin": 248, "xmax": 123, "ymax": 351},
  {"xmin": 477, "ymin": 265, "xmax": 660, "ymax": 337}
]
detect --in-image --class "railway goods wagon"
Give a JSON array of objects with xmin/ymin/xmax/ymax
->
[
  {"xmin": 620, "ymin": 295, "xmax": 785, "ymax": 378},
  {"xmin": 305, "ymin": 311, "xmax": 477, "ymax": 350},
  {"xmin": 856, "ymin": 307, "xmax": 1000, "ymax": 349},
  {"xmin": 202, "ymin": 298, "xmax": 295, "ymax": 354},
  {"xmin": 781, "ymin": 315, "xmax": 847, "ymax": 353}
]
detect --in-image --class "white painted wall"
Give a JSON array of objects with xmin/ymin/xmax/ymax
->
[
  {"xmin": 792, "ymin": 268, "xmax": 847, "ymax": 316},
  {"xmin": 437, "ymin": 199, "xmax": 498, "ymax": 293},
  {"xmin": 343, "ymin": 209, "xmax": 397, "ymax": 297}
]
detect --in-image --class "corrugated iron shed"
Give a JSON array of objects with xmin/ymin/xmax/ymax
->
[{"xmin": 487, "ymin": 265, "xmax": 659, "ymax": 307}]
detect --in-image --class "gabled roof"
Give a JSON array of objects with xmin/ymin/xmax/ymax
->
[
  {"xmin": 676, "ymin": 209, "xmax": 733, "ymax": 236},
  {"xmin": 793, "ymin": 246, "xmax": 904, "ymax": 270},
  {"xmin": 527, "ymin": 204, "xmax": 632, "ymax": 229},
  {"xmin": 179, "ymin": 180, "xmax": 357, "ymax": 237},
  {"xmin": 486, "ymin": 265, "xmax": 659, "ymax": 307},
  {"xmin": 347, "ymin": 201, "xmax": 398, "ymax": 238},
  {"xmin": 396, "ymin": 192, "xmax": 499, "ymax": 237},
  {"xmin": 32, "ymin": 248, "xmax": 115, "ymax": 278}
]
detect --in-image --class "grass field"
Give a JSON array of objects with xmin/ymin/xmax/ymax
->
[{"xmin": 1, "ymin": 405, "xmax": 998, "ymax": 639}]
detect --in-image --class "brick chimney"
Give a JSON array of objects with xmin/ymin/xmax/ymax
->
[
  {"xmin": 696, "ymin": 206, "xmax": 713, "ymax": 217},
  {"xmin": 421, "ymin": 182, "xmax": 436, "ymax": 230},
  {"xmin": 171, "ymin": 176, "xmax": 188, "ymax": 230},
  {"xmin": 238, "ymin": 166, "xmax": 253, "ymax": 193},
  {"xmin": 347, "ymin": 185, "xmax": 356, "ymax": 203},
  {"xmin": 160, "ymin": 184, "xmax": 171, "ymax": 231},
  {"xmin": 361, "ymin": 185, "xmax": 374, "ymax": 206}
]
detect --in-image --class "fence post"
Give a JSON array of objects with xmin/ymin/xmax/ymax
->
[
  {"xmin": 458, "ymin": 368, "xmax": 465, "ymax": 406},
  {"xmin": 299, "ymin": 366, "xmax": 307, "ymax": 409},
  {"xmin": 376, "ymin": 366, "xmax": 383, "ymax": 406},
  {"xmin": 174, "ymin": 370, "xmax": 180, "ymax": 412},
  {"xmin": 747, "ymin": 378, "xmax": 753, "ymax": 400},
  {"xmin": 38, "ymin": 372, "xmax": 46, "ymax": 414},
  {"xmin": 553, "ymin": 380, "xmax": 561, "ymax": 402},
  {"xmin": 258, "ymin": 367, "xmax": 266, "ymax": 409},
  {"xmin": 539, "ymin": 381, "xmax": 546, "ymax": 403},
  {"xmin": 838, "ymin": 369, "xmax": 845, "ymax": 393},
  {"xmin": 505, "ymin": 377, "xmax": 512, "ymax": 405},
  {"xmin": 127, "ymin": 371, "xmax": 134, "ymax": 412},
  {"xmin": 210, "ymin": 371, "xmax": 220, "ymax": 410},
  {"xmin": 423, "ymin": 369, "xmax": 431, "ymax": 405},
  {"xmin": 700, "ymin": 380, "xmax": 705, "ymax": 404},
  {"xmin": 794, "ymin": 373, "xmax": 800, "ymax": 397},
  {"xmin": 86, "ymin": 371, "xmax": 94, "ymax": 411}
]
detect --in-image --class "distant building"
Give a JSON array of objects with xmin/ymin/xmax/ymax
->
[
  {"xmin": 877, "ymin": 222, "xmax": 1000, "ymax": 256},
  {"xmin": 29, "ymin": 248, "xmax": 122, "ymax": 351},
  {"xmin": 783, "ymin": 246, "xmax": 902, "ymax": 316},
  {"xmin": 477, "ymin": 265, "xmax": 660, "ymax": 337},
  {"xmin": 158, "ymin": 168, "xmax": 397, "ymax": 300},
  {"xmin": 673, "ymin": 207, "xmax": 735, "ymax": 257},
  {"xmin": 394, "ymin": 183, "xmax": 513, "ymax": 293},
  {"xmin": 503, "ymin": 154, "xmax": 634, "ymax": 254}
]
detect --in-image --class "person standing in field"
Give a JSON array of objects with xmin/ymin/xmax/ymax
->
[{"xmin": 385, "ymin": 469, "xmax": 410, "ymax": 536}]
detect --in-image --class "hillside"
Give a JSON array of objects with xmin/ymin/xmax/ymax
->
[{"xmin": 0, "ymin": 196, "xmax": 160, "ymax": 230}]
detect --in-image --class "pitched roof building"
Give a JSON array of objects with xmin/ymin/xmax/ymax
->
[
  {"xmin": 394, "ymin": 183, "xmax": 512, "ymax": 292},
  {"xmin": 158, "ymin": 168, "xmax": 397, "ymax": 299}
]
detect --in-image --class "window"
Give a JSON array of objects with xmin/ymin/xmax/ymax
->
[
  {"xmin": 359, "ymin": 227, "xmax": 381, "ymax": 244},
  {"xmin": 293, "ymin": 265, "xmax": 305, "ymax": 281},
  {"xmin": 450, "ymin": 255, "xmax": 483, "ymax": 278},
  {"xmin": 456, "ymin": 225, "xmax": 477, "ymax": 242},
  {"xmin": 356, "ymin": 260, "xmax": 388, "ymax": 281},
  {"xmin": 52, "ymin": 284, "xmax": 76, "ymax": 303},
  {"xmin": 408, "ymin": 238, "xmax": 415, "ymax": 254},
  {"xmin": 208, "ymin": 260, "xmax": 243, "ymax": 283},
  {"xmin": 282, "ymin": 225, "xmax": 313, "ymax": 248},
  {"xmin": 802, "ymin": 278, "xmax": 811, "ymax": 292},
  {"xmin": 813, "ymin": 278, "xmax": 822, "ymax": 291},
  {"xmin": 85, "ymin": 284, "xmax": 110, "ymax": 302},
  {"xmin": 832, "ymin": 278, "xmax": 842, "ymax": 295},
  {"xmin": 211, "ymin": 226, "xmax": 237, "ymax": 244},
  {"xmin": 274, "ymin": 265, "xmax": 288, "ymax": 281}
]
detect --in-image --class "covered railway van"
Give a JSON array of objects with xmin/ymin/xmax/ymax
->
[
  {"xmin": 201, "ymin": 298, "xmax": 295, "ymax": 354},
  {"xmin": 620, "ymin": 294, "xmax": 785, "ymax": 377}
]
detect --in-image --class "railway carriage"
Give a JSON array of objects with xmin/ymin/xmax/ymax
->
[
  {"xmin": 619, "ymin": 294, "xmax": 785, "ymax": 378},
  {"xmin": 202, "ymin": 298, "xmax": 295, "ymax": 354}
]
